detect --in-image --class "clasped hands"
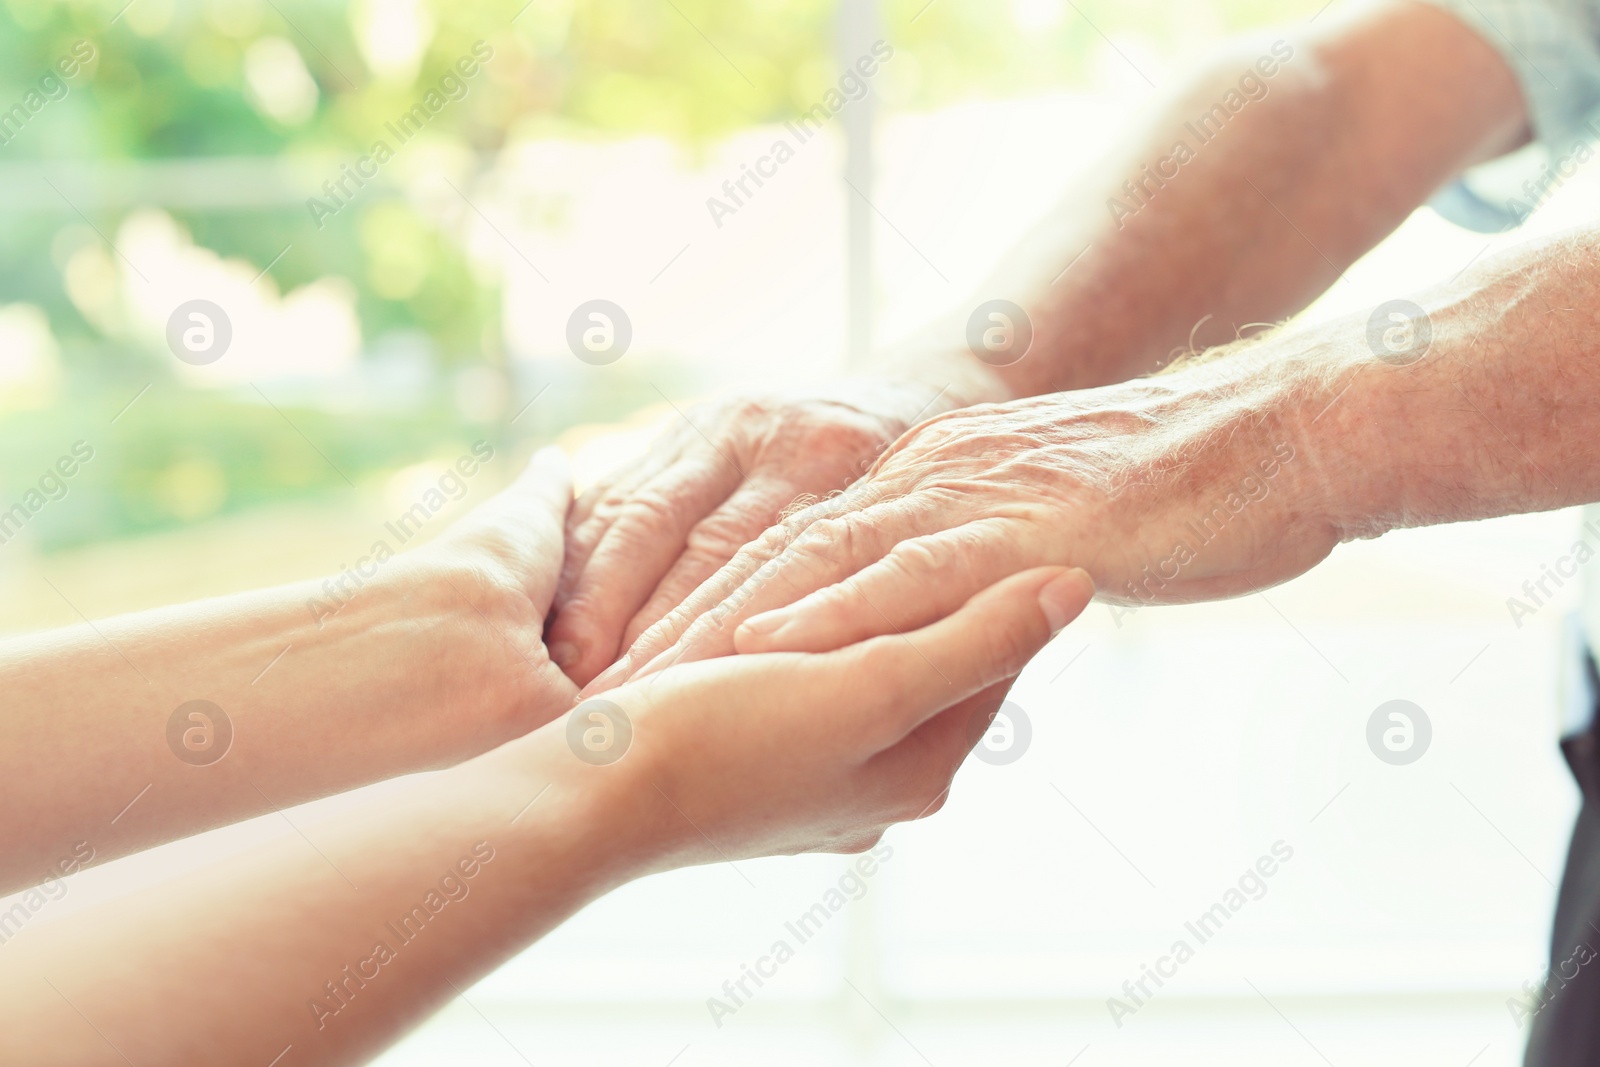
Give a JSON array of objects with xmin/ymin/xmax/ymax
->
[
  {"xmin": 521, "ymin": 329, "xmax": 1359, "ymax": 864},
  {"xmin": 550, "ymin": 333, "xmax": 1355, "ymax": 699},
  {"xmin": 0, "ymin": 320, "xmax": 1376, "ymax": 1066}
]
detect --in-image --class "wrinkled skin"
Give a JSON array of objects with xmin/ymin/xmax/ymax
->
[
  {"xmin": 547, "ymin": 380, "xmax": 960, "ymax": 685},
  {"xmin": 586, "ymin": 344, "xmax": 1355, "ymax": 690}
]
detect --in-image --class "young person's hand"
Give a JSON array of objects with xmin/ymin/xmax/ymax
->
[
  {"xmin": 414, "ymin": 445, "xmax": 581, "ymax": 726},
  {"xmin": 570, "ymin": 565, "xmax": 1094, "ymax": 868},
  {"xmin": 0, "ymin": 447, "xmax": 579, "ymax": 895},
  {"xmin": 0, "ymin": 567, "xmax": 1093, "ymax": 1067}
]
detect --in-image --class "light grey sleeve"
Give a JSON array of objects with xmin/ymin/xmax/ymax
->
[
  {"xmin": 1417, "ymin": 0, "xmax": 1600, "ymax": 229},
  {"xmin": 1421, "ymin": 0, "xmax": 1600, "ymax": 145}
]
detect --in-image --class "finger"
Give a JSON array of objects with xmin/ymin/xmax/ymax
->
[
  {"xmin": 865, "ymin": 680, "xmax": 1012, "ymax": 823},
  {"xmin": 581, "ymin": 529, "xmax": 790, "ymax": 695},
  {"xmin": 620, "ymin": 496, "xmax": 921, "ymax": 687},
  {"xmin": 440, "ymin": 446, "xmax": 572, "ymax": 610},
  {"xmin": 548, "ymin": 456, "xmax": 743, "ymax": 686},
  {"xmin": 555, "ymin": 448, "xmax": 677, "ymax": 607},
  {"xmin": 619, "ymin": 478, "xmax": 812, "ymax": 650},
  {"xmin": 498, "ymin": 444, "xmax": 573, "ymax": 519},
  {"xmin": 592, "ymin": 481, "xmax": 914, "ymax": 693},
  {"xmin": 818, "ymin": 566, "xmax": 1093, "ymax": 753},
  {"xmin": 735, "ymin": 520, "xmax": 1036, "ymax": 654},
  {"xmin": 580, "ymin": 495, "xmax": 844, "ymax": 694}
]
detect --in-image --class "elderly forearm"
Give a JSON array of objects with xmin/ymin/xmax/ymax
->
[
  {"xmin": 1328, "ymin": 225, "xmax": 1600, "ymax": 539},
  {"xmin": 877, "ymin": 1, "xmax": 1528, "ymax": 403}
]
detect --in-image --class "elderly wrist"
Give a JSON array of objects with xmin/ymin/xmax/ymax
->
[
  {"xmin": 1157, "ymin": 332, "xmax": 1367, "ymax": 547},
  {"xmin": 1253, "ymin": 332, "xmax": 1389, "ymax": 545}
]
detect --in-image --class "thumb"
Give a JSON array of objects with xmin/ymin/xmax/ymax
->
[
  {"xmin": 508, "ymin": 445, "xmax": 574, "ymax": 517},
  {"xmin": 434, "ymin": 447, "xmax": 572, "ymax": 608},
  {"xmin": 454, "ymin": 446, "xmax": 572, "ymax": 536},
  {"xmin": 823, "ymin": 566, "xmax": 1094, "ymax": 752}
]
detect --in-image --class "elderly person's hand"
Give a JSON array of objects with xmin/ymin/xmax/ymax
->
[
  {"xmin": 546, "ymin": 378, "xmax": 985, "ymax": 686},
  {"xmin": 587, "ymin": 336, "xmax": 1358, "ymax": 687}
]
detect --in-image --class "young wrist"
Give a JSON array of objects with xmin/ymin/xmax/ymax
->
[
  {"xmin": 486, "ymin": 721, "xmax": 679, "ymax": 892},
  {"xmin": 359, "ymin": 554, "xmax": 557, "ymax": 760}
]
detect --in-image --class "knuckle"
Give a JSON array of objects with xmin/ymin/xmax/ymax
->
[
  {"xmin": 567, "ymin": 513, "xmax": 614, "ymax": 553},
  {"xmin": 802, "ymin": 517, "xmax": 851, "ymax": 554},
  {"xmin": 690, "ymin": 496, "xmax": 778, "ymax": 545},
  {"xmin": 591, "ymin": 489, "xmax": 636, "ymax": 520},
  {"xmin": 731, "ymin": 530, "xmax": 787, "ymax": 573},
  {"xmin": 806, "ymin": 417, "xmax": 882, "ymax": 460},
  {"xmin": 884, "ymin": 538, "xmax": 942, "ymax": 583},
  {"xmin": 683, "ymin": 521, "xmax": 748, "ymax": 560},
  {"xmin": 617, "ymin": 489, "xmax": 680, "ymax": 531},
  {"xmin": 836, "ymin": 830, "xmax": 887, "ymax": 855},
  {"xmin": 797, "ymin": 513, "xmax": 872, "ymax": 564},
  {"xmin": 751, "ymin": 519, "xmax": 800, "ymax": 555}
]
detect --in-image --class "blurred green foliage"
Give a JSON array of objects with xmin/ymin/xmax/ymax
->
[{"xmin": 0, "ymin": 0, "xmax": 1313, "ymax": 549}]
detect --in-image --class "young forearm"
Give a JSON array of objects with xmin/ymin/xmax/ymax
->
[
  {"xmin": 0, "ymin": 569, "xmax": 1077, "ymax": 1067},
  {"xmin": 0, "ymin": 732, "xmax": 624, "ymax": 1067},
  {"xmin": 876, "ymin": 2, "xmax": 1528, "ymax": 403},
  {"xmin": 0, "ymin": 554, "xmax": 553, "ymax": 895}
]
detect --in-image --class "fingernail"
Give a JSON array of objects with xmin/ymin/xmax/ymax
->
[
  {"xmin": 550, "ymin": 642, "xmax": 580, "ymax": 669},
  {"xmin": 738, "ymin": 611, "xmax": 787, "ymax": 638},
  {"xmin": 1038, "ymin": 569, "xmax": 1092, "ymax": 635}
]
